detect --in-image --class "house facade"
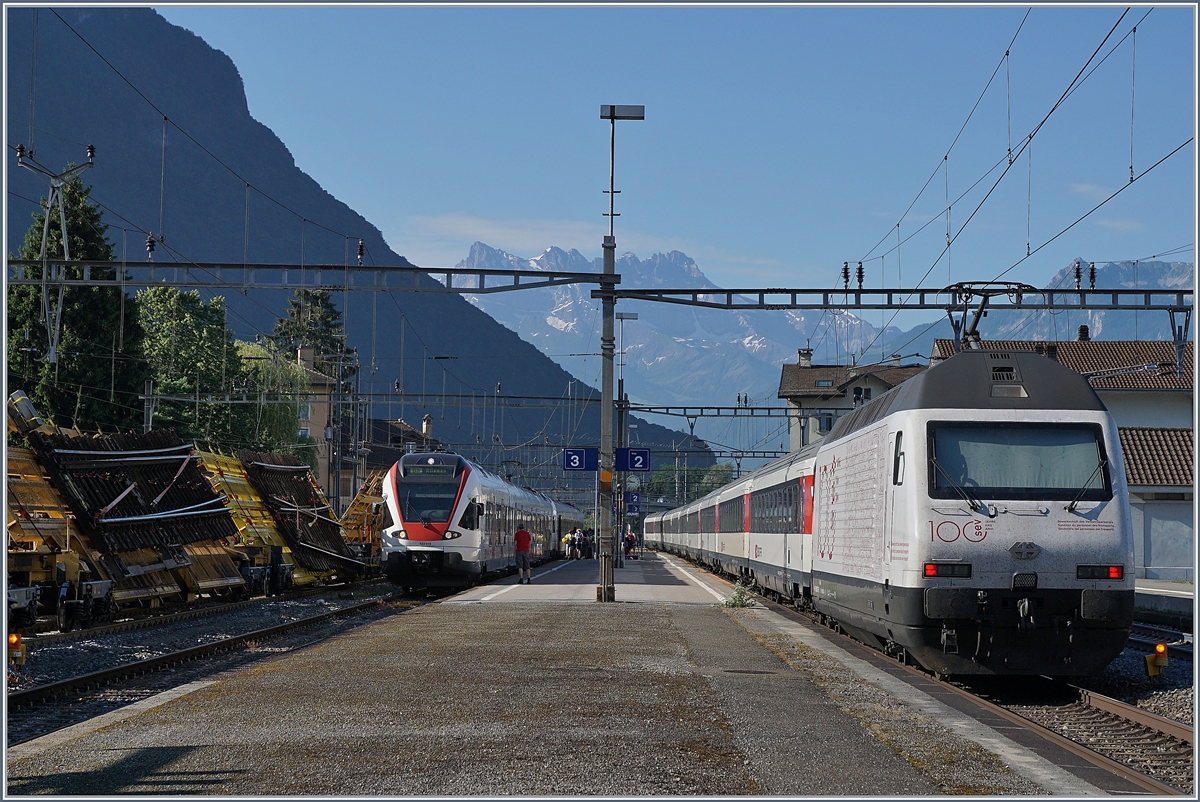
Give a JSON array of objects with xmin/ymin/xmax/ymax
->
[{"xmin": 776, "ymin": 349, "xmax": 927, "ymax": 450}]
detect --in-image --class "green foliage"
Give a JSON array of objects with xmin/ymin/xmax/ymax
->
[
  {"xmin": 644, "ymin": 461, "xmax": 736, "ymax": 504},
  {"xmin": 721, "ymin": 580, "xmax": 755, "ymax": 608},
  {"xmin": 231, "ymin": 340, "xmax": 315, "ymax": 466},
  {"xmin": 136, "ymin": 290, "xmax": 313, "ymax": 463},
  {"xmin": 6, "ymin": 175, "xmax": 149, "ymax": 431},
  {"xmin": 269, "ymin": 289, "xmax": 356, "ymax": 381},
  {"xmin": 137, "ymin": 287, "xmax": 241, "ymax": 442}
]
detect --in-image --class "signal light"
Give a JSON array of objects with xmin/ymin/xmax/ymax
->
[
  {"xmin": 1145, "ymin": 642, "xmax": 1169, "ymax": 677},
  {"xmin": 1108, "ymin": 565, "xmax": 1123, "ymax": 579},
  {"xmin": 7, "ymin": 632, "xmax": 26, "ymax": 666}
]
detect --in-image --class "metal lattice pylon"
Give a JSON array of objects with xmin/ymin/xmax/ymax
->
[{"xmin": 15, "ymin": 144, "xmax": 94, "ymax": 364}]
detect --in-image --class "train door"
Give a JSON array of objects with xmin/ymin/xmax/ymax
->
[{"xmin": 884, "ymin": 429, "xmax": 904, "ymax": 616}]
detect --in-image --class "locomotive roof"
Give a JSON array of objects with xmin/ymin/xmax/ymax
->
[{"xmin": 825, "ymin": 349, "xmax": 1107, "ymax": 445}]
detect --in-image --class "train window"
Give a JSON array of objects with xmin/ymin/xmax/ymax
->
[
  {"xmin": 927, "ymin": 422, "xmax": 1111, "ymax": 502},
  {"xmin": 394, "ymin": 482, "xmax": 460, "ymax": 523},
  {"xmin": 892, "ymin": 431, "xmax": 905, "ymax": 486},
  {"xmin": 458, "ymin": 499, "xmax": 480, "ymax": 530}
]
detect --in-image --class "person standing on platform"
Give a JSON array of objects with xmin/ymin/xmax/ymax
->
[{"xmin": 514, "ymin": 523, "xmax": 532, "ymax": 584}]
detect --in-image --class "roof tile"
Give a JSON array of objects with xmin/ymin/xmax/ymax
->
[{"xmin": 1118, "ymin": 427, "xmax": 1194, "ymax": 487}]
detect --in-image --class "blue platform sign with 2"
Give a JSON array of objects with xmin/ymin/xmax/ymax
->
[
  {"xmin": 615, "ymin": 448, "xmax": 651, "ymax": 472},
  {"xmin": 562, "ymin": 448, "xmax": 598, "ymax": 471}
]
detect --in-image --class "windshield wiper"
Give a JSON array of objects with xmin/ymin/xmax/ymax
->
[
  {"xmin": 931, "ymin": 457, "xmax": 992, "ymax": 517},
  {"xmin": 1065, "ymin": 458, "xmax": 1107, "ymax": 513}
]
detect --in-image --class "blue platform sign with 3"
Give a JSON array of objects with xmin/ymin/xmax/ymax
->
[{"xmin": 562, "ymin": 448, "xmax": 599, "ymax": 472}]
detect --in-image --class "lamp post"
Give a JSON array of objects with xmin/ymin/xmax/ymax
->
[
  {"xmin": 598, "ymin": 104, "xmax": 643, "ymax": 602},
  {"xmin": 615, "ymin": 311, "xmax": 638, "ymax": 569}
]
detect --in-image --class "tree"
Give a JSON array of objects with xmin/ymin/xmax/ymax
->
[
  {"xmin": 269, "ymin": 289, "xmax": 356, "ymax": 381},
  {"xmin": 7, "ymin": 175, "xmax": 149, "ymax": 431},
  {"xmin": 232, "ymin": 340, "xmax": 316, "ymax": 470},
  {"xmin": 137, "ymin": 288, "xmax": 242, "ymax": 442},
  {"xmin": 644, "ymin": 461, "xmax": 734, "ymax": 504}
]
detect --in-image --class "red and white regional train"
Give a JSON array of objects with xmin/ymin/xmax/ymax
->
[
  {"xmin": 645, "ymin": 349, "xmax": 1135, "ymax": 677},
  {"xmin": 380, "ymin": 452, "xmax": 584, "ymax": 592}
]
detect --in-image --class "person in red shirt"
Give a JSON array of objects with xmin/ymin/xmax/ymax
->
[{"xmin": 514, "ymin": 525, "xmax": 532, "ymax": 584}]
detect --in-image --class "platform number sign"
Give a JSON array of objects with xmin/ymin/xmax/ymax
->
[
  {"xmin": 615, "ymin": 447, "xmax": 651, "ymax": 472},
  {"xmin": 625, "ymin": 491, "xmax": 641, "ymax": 514},
  {"xmin": 562, "ymin": 447, "xmax": 598, "ymax": 472}
]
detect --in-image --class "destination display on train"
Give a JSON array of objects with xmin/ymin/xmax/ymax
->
[{"xmin": 405, "ymin": 464, "xmax": 457, "ymax": 477}]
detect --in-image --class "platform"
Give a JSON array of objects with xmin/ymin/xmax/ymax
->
[
  {"xmin": 1134, "ymin": 577, "xmax": 1195, "ymax": 629},
  {"xmin": 6, "ymin": 554, "xmax": 1146, "ymax": 796}
]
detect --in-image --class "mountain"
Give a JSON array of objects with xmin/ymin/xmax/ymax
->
[
  {"xmin": 458, "ymin": 244, "xmax": 1193, "ymax": 414},
  {"xmin": 4, "ymin": 7, "xmax": 709, "ymax": 475},
  {"xmin": 982, "ymin": 260, "xmax": 1193, "ymax": 341},
  {"xmin": 456, "ymin": 242, "xmax": 915, "ymax": 409}
]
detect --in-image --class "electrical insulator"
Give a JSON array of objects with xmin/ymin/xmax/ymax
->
[
  {"xmin": 357, "ymin": 239, "xmax": 365, "ymax": 267},
  {"xmin": 1074, "ymin": 261, "xmax": 1082, "ymax": 290},
  {"xmin": 86, "ymin": 144, "xmax": 95, "ymax": 162},
  {"xmin": 146, "ymin": 233, "xmax": 156, "ymax": 262},
  {"xmin": 842, "ymin": 262, "xmax": 850, "ymax": 290},
  {"xmin": 856, "ymin": 262, "xmax": 864, "ymax": 289},
  {"xmin": 15, "ymin": 144, "xmax": 25, "ymax": 159},
  {"xmin": 1089, "ymin": 262, "xmax": 1096, "ymax": 290}
]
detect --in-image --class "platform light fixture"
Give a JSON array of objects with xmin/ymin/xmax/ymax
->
[{"xmin": 597, "ymin": 104, "xmax": 644, "ymax": 602}]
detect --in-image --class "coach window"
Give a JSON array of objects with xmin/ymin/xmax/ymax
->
[
  {"xmin": 458, "ymin": 499, "xmax": 480, "ymax": 530},
  {"xmin": 892, "ymin": 431, "xmax": 905, "ymax": 486}
]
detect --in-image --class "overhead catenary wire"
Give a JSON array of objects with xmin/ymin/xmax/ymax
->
[{"xmin": 854, "ymin": 8, "xmax": 1146, "ymax": 361}]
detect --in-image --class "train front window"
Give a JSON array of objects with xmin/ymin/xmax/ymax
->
[
  {"xmin": 928, "ymin": 422, "xmax": 1111, "ymax": 502},
  {"xmin": 394, "ymin": 481, "xmax": 460, "ymax": 523}
]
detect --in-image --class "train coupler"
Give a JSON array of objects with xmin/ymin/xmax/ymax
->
[
  {"xmin": 1051, "ymin": 615, "xmax": 1074, "ymax": 664},
  {"xmin": 1016, "ymin": 597, "xmax": 1036, "ymax": 635},
  {"xmin": 940, "ymin": 627, "xmax": 958, "ymax": 654}
]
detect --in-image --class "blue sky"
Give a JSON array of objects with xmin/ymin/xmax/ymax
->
[{"xmin": 156, "ymin": 5, "xmax": 1195, "ymax": 299}]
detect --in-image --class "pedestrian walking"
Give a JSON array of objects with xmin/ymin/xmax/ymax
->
[{"xmin": 514, "ymin": 524, "xmax": 532, "ymax": 584}]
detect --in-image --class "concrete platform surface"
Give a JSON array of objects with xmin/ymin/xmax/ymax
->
[{"xmin": 6, "ymin": 554, "xmax": 1110, "ymax": 796}]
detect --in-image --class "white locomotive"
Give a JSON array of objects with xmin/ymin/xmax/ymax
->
[
  {"xmin": 380, "ymin": 452, "xmax": 584, "ymax": 592},
  {"xmin": 646, "ymin": 349, "xmax": 1134, "ymax": 676}
]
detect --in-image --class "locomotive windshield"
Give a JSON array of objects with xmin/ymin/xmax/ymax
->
[
  {"xmin": 927, "ymin": 422, "xmax": 1111, "ymax": 502},
  {"xmin": 393, "ymin": 480, "xmax": 461, "ymax": 523}
]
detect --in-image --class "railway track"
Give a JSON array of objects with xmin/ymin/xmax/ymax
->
[
  {"xmin": 681, "ymin": 557, "xmax": 1195, "ymax": 795},
  {"xmin": 6, "ymin": 591, "xmax": 414, "ymax": 746},
  {"xmin": 18, "ymin": 578, "xmax": 388, "ymax": 644}
]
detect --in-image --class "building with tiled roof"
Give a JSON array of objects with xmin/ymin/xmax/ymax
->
[{"xmin": 777, "ymin": 349, "xmax": 927, "ymax": 449}]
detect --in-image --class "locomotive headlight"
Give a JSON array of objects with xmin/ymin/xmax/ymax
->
[{"xmin": 396, "ymin": 529, "xmax": 408, "ymax": 540}]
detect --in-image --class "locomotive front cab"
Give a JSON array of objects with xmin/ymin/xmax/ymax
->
[
  {"xmin": 905, "ymin": 414, "xmax": 1135, "ymax": 676},
  {"xmin": 381, "ymin": 453, "xmax": 479, "ymax": 587}
]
